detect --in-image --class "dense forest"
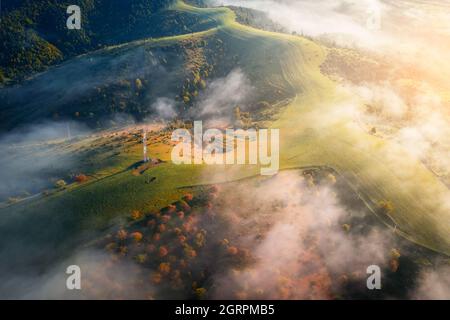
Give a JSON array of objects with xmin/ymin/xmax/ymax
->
[
  {"xmin": 0, "ymin": 0, "xmax": 291, "ymax": 132},
  {"xmin": 0, "ymin": 0, "xmax": 217, "ymax": 83}
]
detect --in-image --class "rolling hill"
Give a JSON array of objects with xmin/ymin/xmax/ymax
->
[{"xmin": 0, "ymin": 0, "xmax": 449, "ymax": 297}]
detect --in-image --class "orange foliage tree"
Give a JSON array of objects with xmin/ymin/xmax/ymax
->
[
  {"xmin": 159, "ymin": 246, "xmax": 169, "ymax": 257},
  {"xmin": 159, "ymin": 262, "xmax": 171, "ymax": 275},
  {"xmin": 131, "ymin": 210, "xmax": 144, "ymax": 220},
  {"xmin": 74, "ymin": 174, "xmax": 89, "ymax": 183},
  {"xmin": 130, "ymin": 232, "xmax": 143, "ymax": 243},
  {"xmin": 116, "ymin": 229, "xmax": 128, "ymax": 241}
]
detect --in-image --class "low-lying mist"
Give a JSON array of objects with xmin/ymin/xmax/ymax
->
[
  {"xmin": 4, "ymin": 170, "xmax": 447, "ymax": 299},
  {"xmin": 0, "ymin": 120, "xmax": 90, "ymax": 202}
]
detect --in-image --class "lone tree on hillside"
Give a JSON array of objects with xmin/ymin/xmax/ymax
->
[
  {"xmin": 55, "ymin": 179, "xmax": 67, "ymax": 189},
  {"xmin": 378, "ymin": 200, "xmax": 394, "ymax": 216},
  {"xmin": 74, "ymin": 174, "xmax": 88, "ymax": 183}
]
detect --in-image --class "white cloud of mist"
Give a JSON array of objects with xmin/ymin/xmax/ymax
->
[
  {"xmin": 413, "ymin": 266, "xmax": 450, "ymax": 300},
  {"xmin": 0, "ymin": 120, "xmax": 91, "ymax": 201},
  {"xmin": 210, "ymin": 171, "xmax": 393, "ymax": 299},
  {"xmin": 2, "ymin": 168, "xmax": 447, "ymax": 299},
  {"xmin": 208, "ymin": 0, "xmax": 387, "ymax": 47},
  {"xmin": 0, "ymin": 249, "xmax": 156, "ymax": 299},
  {"xmin": 0, "ymin": 45, "xmax": 179, "ymax": 130},
  {"xmin": 0, "ymin": 120, "xmax": 89, "ymax": 145},
  {"xmin": 194, "ymin": 69, "xmax": 254, "ymax": 126},
  {"xmin": 354, "ymin": 84, "xmax": 408, "ymax": 120},
  {"xmin": 346, "ymin": 82, "xmax": 450, "ymax": 172},
  {"xmin": 2, "ymin": 1, "xmax": 449, "ymax": 297},
  {"xmin": 1, "ymin": 46, "xmax": 160, "ymax": 110},
  {"xmin": 203, "ymin": 0, "xmax": 450, "ymax": 178},
  {"xmin": 207, "ymin": 0, "xmax": 450, "ymax": 86},
  {"xmin": 151, "ymin": 97, "xmax": 178, "ymax": 120}
]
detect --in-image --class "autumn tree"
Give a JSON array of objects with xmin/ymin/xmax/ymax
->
[
  {"xmin": 178, "ymin": 235, "xmax": 187, "ymax": 245},
  {"xmin": 130, "ymin": 232, "xmax": 143, "ymax": 243},
  {"xmin": 378, "ymin": 200, "xmax": 394, "ymax": 216},
  {"xmin": 161, "ymin": 215, "xmax": 171, "ymax": 223},
  {"xmin": 131, "ymin": 210, "xmax": 143, "ymax": 220},
  {"xmin": 135, "ymin": 78, "xmax": 143, "ymax": 91},
  {"xmin": 165, "ymin": 204, "xmax": 177, "ymax": 215},
  {"xmin": 159, "ymin": 262, "xmax": 171, "ymax": 275},
  {"xmin": 153, "ymin": 233, "xmax": 161, "ymax": 242},
  {"xmin": 195, "ymin": 230, "xmax": 207, "ymax": 248},
  {"xmin": 55, "ymin": 179, "xmax": 67, "ymax": 189},
  {"xmin": 177, "ymin": 211, "xmax": 185, "ymax": 220},
  {"xmin": 116, "ymin": 229, "xmax": 128, "ymax": 241},
  {"xmin": 195, "ymin": 288, "xmax": 207, "ymax": 299},
  {"xmin": 158, "ymin": 224, "xmax": 166, "ymax": 233},
  {"xmin": 74, "ymin": 174, "xmax": 88, "ymax": 183},
  {"xmin": 159, "ymin": 246, "xmax": 169, "ymax": 257},
  {"xmin": 135, "ymin": 254, "xmax": 147, "ymax": 264},
  {"xmin": 184, "ymin": 245, "xmax": 197, "ymax": 259},
  {"xmin": 151, "ymin": 272, "xmax": 162, "ymax": 284},
  {"xmin": 227, "ymin": 246, "xmax": 239, "ymax": 255}
]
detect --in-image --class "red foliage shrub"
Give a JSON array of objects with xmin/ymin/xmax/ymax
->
[
  {"xmin": 159, "ymin": 246, "xmax": 169, "ymax": 257},
  {"xmin": 166, "ymin": 205, "xmax": 177, "ymax": 215},
  {"xmin": 390, "ymin": 259, "xmax": 400, "ymax": 272},
  {"xmin": 116, "ymin": 229, "xmax": 128, "ymax": 241},
  {"xmin": 151, "ymin": 272, "xmax": 162, "ymax": 284},
  {"xmin": 180, "ymin": 201, "xmax": 191, "ymax": 212},
  {"xmin": 130, "ymin": 232, "xmax": 143, "ymax": 243},
  {"xmin": 184, "ymin": 246, "xmax": 197, "ymax": 258},
  {"xmin": 178, "ymin": 235, "xmax": 187, "ymax": 245},
  {"xmin": 119, "ymin": 246, "xmax": 128, "ymax": 256},
  {"xmin": 182, "ymin": 223, "xmax": 193, "ymax": 233},
  {"xmin": 161, "ymin": 215, "xmax": 171, "ymax": 223},
  {"xmin": 177, "ymin": 211, "xmax": 185, "ymax": 220},
  {"xmin": 227, "ymin": 246, "xmax": 239, "ymax": 255},
  {"xmin": 131, "ymin": 210, "xmax": 143, "ymax": 220},
  {"xmin": 75, "ymin": 174, "xmax": 89, "ymax": 183},
  {"xmin": 159, "ymin": 263, "xmax": 171, "ymax": 275}
]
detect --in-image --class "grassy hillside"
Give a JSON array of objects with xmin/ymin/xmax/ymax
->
[
  {"xmin": 0, "ymin": 0, "xmax": 449, "ymax": 281},
  {"xmin": 0, "ymin": 2, "xmax": 289, "ymax": 131},
  {"xmin": 0, "ymin": 0, "xmax": 228, "ymax": 83}
]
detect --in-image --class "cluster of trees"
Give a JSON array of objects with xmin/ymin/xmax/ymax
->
[
  {"xmin": 0, "ymin": 0, "xmax": 187, "ymax": 82},
  {"xmin": 233, "ymin": 106, "xmax": 252, "ymax": 128},
  {"xmin": 184, "ymin": 0, "xmax": 207, "ymax": 7},
  {"xmin": 320, "ymin": 48, "xmax": 389, "ymax": 85},
  {"xmin": 74, "ymin": 174, "xmax": 89, "ymax": 183},
  {"xmin": 378, "ymin": 200, "xmax": 394, "ymax": 216},
  {"xmin": 231, "ymin": 6, "xmax": 288, "ymax": 34},
  {"xmin": 177, "ymin": 40, "xmax": 213, "ymax": 107},
  {"xmin": 99, "ymin": 187, "xmax": 228, "ymax": 298}
]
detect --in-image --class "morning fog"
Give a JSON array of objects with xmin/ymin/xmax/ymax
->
[{"xmin": 171, "ymin": 121, "xmax": 279, "ymax": 175}]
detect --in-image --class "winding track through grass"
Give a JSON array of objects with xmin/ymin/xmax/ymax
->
[
  {"xmin": 175, "ymin": 1, "xmax": 450, "ymax": 255},
  {"xmin": 1, "ymin": 1, "xmax": 449, "ymax": 259}
]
